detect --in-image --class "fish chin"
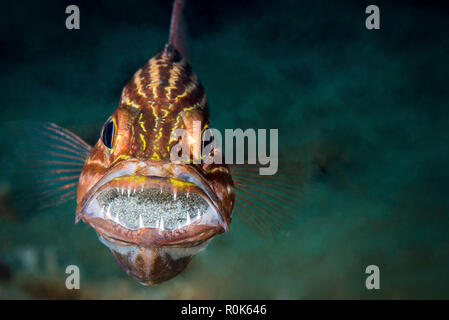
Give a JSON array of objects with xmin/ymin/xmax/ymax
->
[
  {"xmin": 98, "ymin": 234, "xmax": 211, "ymax": 285},
  {"xmin": 76, "ymin": 161, "xmax": 229, "ymax": 284}
]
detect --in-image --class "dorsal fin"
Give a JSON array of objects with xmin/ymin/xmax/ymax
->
[{"xmin": 168, "ymin": 0, "xmax": 187, "ymax": 58}]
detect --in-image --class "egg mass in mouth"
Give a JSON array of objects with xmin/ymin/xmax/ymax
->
[{"xmin": 90, "ymin": 184, "xmax": 218, "ymax": 231}]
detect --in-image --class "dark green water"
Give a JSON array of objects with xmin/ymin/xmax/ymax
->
[{"xmin": 0, "ymin": 0, "xmax": 448, "ymax": 299}]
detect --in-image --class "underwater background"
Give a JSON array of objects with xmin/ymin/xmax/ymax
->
[{"xmin": 0, "ymin": 0, "xmax": 449, "ymax": 299}]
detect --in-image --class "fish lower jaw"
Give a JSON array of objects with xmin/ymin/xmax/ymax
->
[{"xmin": 97, "ymin": 234, "xmax": 212, "ymax": 285}]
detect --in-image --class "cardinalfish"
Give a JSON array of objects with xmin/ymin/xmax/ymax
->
[{"xmin": 22, "ymin": 0, "xmax": 300, "ymax": 285}]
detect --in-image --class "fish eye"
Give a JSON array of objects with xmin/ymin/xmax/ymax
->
[{"xmin": 102, "ymin": 118, "xmax": 115, "ymax": 149}]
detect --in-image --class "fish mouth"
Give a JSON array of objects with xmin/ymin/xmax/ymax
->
[{"xmin": 77, "ymin": 161, "xmax": 228, "ymax": 247}]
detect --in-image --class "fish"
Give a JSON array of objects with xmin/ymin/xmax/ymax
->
[{"xmin": 18, "ymin": 0, "xmax": 303, "ymax": 285}]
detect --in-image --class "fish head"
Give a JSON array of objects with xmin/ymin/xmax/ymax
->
[{"xmin": 75, "ymin": 46, "xmax": 234, "ymax": 285}]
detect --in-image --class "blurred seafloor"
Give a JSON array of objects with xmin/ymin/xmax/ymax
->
[{"xmin": 0, "ymin": 0, "xmax": 449, "ymax": 299}]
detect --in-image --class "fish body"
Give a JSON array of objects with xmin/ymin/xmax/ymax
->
[
  {"xmin": 76, "ymin": 45, "xmax": 234, "ymax": 284},
  {"xmin": 22, "ymin": 0, "xmax": 299, "ymax": 286}
]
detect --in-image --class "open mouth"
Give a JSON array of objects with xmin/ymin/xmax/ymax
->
[
  {"xmin": 77, "ymin": 162, "xmax": 228, "ymax": 247},
  {"xmin": 96, "ymin": 187, "xmax": 211, "ymax": 230}
]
